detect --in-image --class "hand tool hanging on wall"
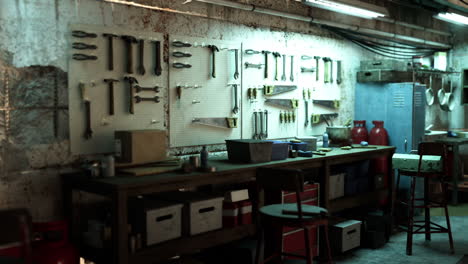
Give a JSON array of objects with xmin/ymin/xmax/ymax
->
[
  {"xmin": 330, "ymin": 59, "xmax": 334, "ymax": 83},
  {"xmin": 172, "ymin": 40, "xmax": 192, "ymax": 47},
  {"xmin": 287, "ymin": 112, "xmax": 292, "ymax": 123},
  {"xmin": 232, "ymin": 84, "xmax": 239, "ymax": 114},
  {"xmin": 123, "ymin": 76, "xmax": 138, "ymax": 114},
  {"xmin": 253, "ymin": 111, "xmax": 258, "ymax": 139},
  {"xmin": 135, "ymin": 96, "xmax": 160, "ymax": 103},
  {"xmin": 303, "ymin": 89, "xmax": 309, "ymax": 127},
  {"xmin": 104, "ymin": 79, "xmax": 119, "ymax": 116},
  {"xmin": 172, "ymin": 62, "xmax": 192, "ymax": 68},
  {"xmin": 103, "ymin": 33, "xmax": 118, "ymax": 71},
  {"xmin": 232, "ymin": 49, "xmax": 239, "ymax": 79},
  {"xmin": 208, "ymin": 45, "xmax": 219, "ymax": 78},
  {"xmin": 272, "ymin": 52, "xmax": 281, "ymax": 81},
  {"xmin": 192, "ymin": 117, "xmax": 238, "ymax": 129},
  {"xmin": 265, "ymin": 98, "xmax": 299, "ymax": 109},
  {"xmin": 264, "ymin": 110, "xmax": 268, "ymax": 138},
  {"xmin": 248, "ymin": 88, "xmax": 257, "ymax": 101},
  {"xmin": 121, "ymin": 35, "xmax": 138, "ymax": 74},
  {"xmin": 264, "ymin": 85, "xmax": 297, "ymax": 96},
  {"xmin": 72, "ymin": 30, "xmax": 97, "ymax": 38},
  {"xmin": 72, "ymin": 54, "xmax": 97, "ymax": 61},
  {"xmin": 322, "ymin": 57, "xmax": 331, "ymax": 83},
  {"xmin": 72, "ymin": 42, "xmax": 97, "ymax": 50},
  {"xmin": 290, "ymin": 56, "xmax": 294, "ymax": 82},
  {"xmin": 262, "ymin": 51, "xmax": 271, "ymax": 79},
  {"xmin": 259, "ymin": 111, "xmax": 264, "ymax": 139},
  {"xmin": 153, "ymin": 41, "xmax": 162, "ymax": 76},
  {"xmin": 279, "ymin": 111, "xmax": 284, "ymax": 123},
  {"xmin": 245, "ymin": 62, "xmax": 263, "ymax": 69},
  {"xmin": 245, "ymin": 49, "xmax": 261, "ymax": 55},
  {"xmin": 281, "ymin": 55, "xmax": 287, "ymax": 81},
  {"xmin": 301, "ymin": 67, "xmax": 315, "ymax": 73},
  {"xmin": 134, "ymin": 85, "xmax": 160, "ymax": 93},
  {"xmin": 292, "ymin": 111, "xmax": 296, "ymax": 122},
  {"xmin": 301, "ymin": 55, "xmax": 312, "ymax": 60},
  {"xmin": 314, "ymin": 56, "xmax": 321, "ymax": 81},
  {"xmin": 312, "ymin": 99, "xmax": 340, "ymax": 109},
  {"xmin": 138, "ymin": 39, "xmax": 146, "ymax": 75},
  {"xmin": 311, "ymin": 113, "xmax": 338, "ymax": 124},
  {"xmin": 172, "ymin": 51, "xmax": 192, "ymax": 58},
  {"xmin": 336, "ymin": 60, "xmax": 342, "ymax": 84},
  {"xmin": 79, "ymin": 82, "xmax": 93, "ymax": 139}
]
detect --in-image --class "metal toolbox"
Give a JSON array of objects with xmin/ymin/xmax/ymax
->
[
  {"xmin": 357, "ymin": 70, "xmax": 412, "ymax": 83},
  {"xmin": 360, "ymin": 60, "xmax": 410, "ymax": 71},
  {"xmin": 129, "ymin": 197, "xmax": 183, "ymax": 246},
  {"xmin": 226, "ymin": 139, "xmax": 273, "ymax": 163},
  {"xmin": 157, "ymin": 192, "xmax": 224, "ymax": 236},
  {"xmin": 331, "ymin": 220, "xmax": 362, "ymax": 252},
  {"xmin": 392, "ymin": 153, "xmax": 442, "ymax": 172}
]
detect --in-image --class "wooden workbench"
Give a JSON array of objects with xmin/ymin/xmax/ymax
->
[{"xmin": 62, "ymin": 145, "xmax": 395, "ymax": 264}]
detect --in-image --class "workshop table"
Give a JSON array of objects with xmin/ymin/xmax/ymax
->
[{"xmin": 62, "ymin": 145, "xmax": 395, "ymax": 264}]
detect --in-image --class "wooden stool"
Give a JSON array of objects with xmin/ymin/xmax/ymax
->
[
  {"xmin": 254, "ymin": 167, "xmax": 332, "ymax": 264},
  {"xmin": 395, "ymin": 142, "xmax": 454, "ymax": 256}
]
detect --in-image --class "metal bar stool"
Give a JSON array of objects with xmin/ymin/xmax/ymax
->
[
  {"xmin": 395, "ymin": 142, "xmax": 454, "ymax": 256},
  {"xmin": 254, "ymin": 167, "xmax": 332, "ymax": 264}
]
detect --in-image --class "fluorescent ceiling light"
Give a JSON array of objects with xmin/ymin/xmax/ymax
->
[
  {"xmin": 435, "ymin": 12, "xmax": 468, "ymax": 26},
  {"xmin": 303, "ymin": 0, "xmax": 387, "ymax": 19}
]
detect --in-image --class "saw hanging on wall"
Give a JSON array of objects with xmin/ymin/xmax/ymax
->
[
  {"xmin": 311, "ymin": 113, "xmax": 338, "ymax": 124},
  {"xmin": 265, "ymin": 98, "xmax": 299, "ymax": 109},
  {"xmin": 263, "ymin": 85, "xmax": 297, "ymax": 96},
  {"xmin": 192, "ymin": 117, "xmax": 238, "ymax": 129},
  {"xmin": 312, "ymin": 100, "xmax": 340, "ymax": 109}
]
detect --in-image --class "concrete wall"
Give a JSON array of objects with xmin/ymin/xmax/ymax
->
[{"xmin": 0, "ymin": 0, "xmax": 461, "ymax": 221}]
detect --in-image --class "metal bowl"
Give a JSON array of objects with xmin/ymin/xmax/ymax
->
[
  {"xmin": 326, "ymin": 126, "xmax": 351, "ymax": 146},
  {"xmin": 425, "ymin": 87, "xmax": 434, "ymax": 106}
]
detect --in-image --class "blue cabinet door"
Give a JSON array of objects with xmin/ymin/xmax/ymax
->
[{"xmin": 387, "ymin": 83, "xmax": 414, "ymax": 154}]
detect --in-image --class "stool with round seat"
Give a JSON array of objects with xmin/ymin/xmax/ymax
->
[{"xmin": 254, "ymin": 167, "xmax": 332, "ymax": 264}]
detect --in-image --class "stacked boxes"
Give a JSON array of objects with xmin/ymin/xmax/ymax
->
[{"xmin": 223, "ymin": 189, "xmax": 252, "ymax": 228}]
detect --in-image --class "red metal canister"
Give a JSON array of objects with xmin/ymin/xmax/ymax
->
[
  {"xmin": 32, "ymin": 221, "xmax": 79, "ymax": 264},
  {"xmin": 351, "ymin": 120, "xmax": 368, "ymax": 144},
  {"xmin": 369, "ymin": 120, "xmax": 388, "ymax": 146}
]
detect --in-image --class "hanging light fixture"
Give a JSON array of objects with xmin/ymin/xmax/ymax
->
[
  {"xmin": 435, "ymin": 11, "xmax": 468, "ymax": 26},
  {"xmin": 302, "ymin": 0, "xmax": 388, "ymax": 19}
]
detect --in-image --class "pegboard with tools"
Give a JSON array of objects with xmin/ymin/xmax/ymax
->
[
  {"xmin": 169, "ymin": 35, "xmax": 241, "ymax": 147},
  {"xmin": 69, "ymin": 24, "xmax": 166, "ymax": 155}
]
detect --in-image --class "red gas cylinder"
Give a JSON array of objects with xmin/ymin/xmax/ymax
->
[
  {"xmin": 351, "ymin": 120, "xmax": 368, "ymax": 144},
  {"xmin": 368, "ymin": 121, "xmax": 389, "ymax": 206},
  {"xmin": 32, "ymin": 221, "xmax": 79, "ymax": 264},
  {"xmin": 369, "ymin": 120, "xmax": 388, "ymax": 146}
]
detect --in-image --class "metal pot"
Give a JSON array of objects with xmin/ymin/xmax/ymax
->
[
  {"xmin": 425, "ymin": 75, "xmax": 434, "ymax": 106},
  {"xmin": 326, "ymin": 126, "xmax": 351, "ymax": 146}
]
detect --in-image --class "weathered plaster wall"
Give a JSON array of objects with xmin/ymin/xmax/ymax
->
[{"xmin": 0, "ymin": 0, "xmax": 460, "ymax": 221}]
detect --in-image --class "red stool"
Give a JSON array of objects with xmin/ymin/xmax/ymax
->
[
  {"xmin": 395, "ymin": 142, "xmax": 454, "ymax": 255},
  {"xmin": 254, "ymin": 167, "xmax": 332, "ymax": 264}
]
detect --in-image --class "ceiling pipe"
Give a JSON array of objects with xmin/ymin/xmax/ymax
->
[{"xmin": 187, "ymin": 0, "xmax": 451, "ymax": 48}]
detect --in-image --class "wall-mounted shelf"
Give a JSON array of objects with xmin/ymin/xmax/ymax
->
[{"xmin": 462, "ymin": 69, "xmax": 468, "ymax": 105}]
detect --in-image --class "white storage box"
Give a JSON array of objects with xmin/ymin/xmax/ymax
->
[
  {"xmin": 158, "ymin": 192, "xmax": 224, "ymax": 235},
  {"xmin": 130, "ymin": 198, "xmax": 183, "ymax": 246},
  {"xmin": 329, "ymin": 173, "xmax": 345, "ymax": 200},
  {"xmin": 331, "ymin": 220, "xmax": 362, "ymax": 252},
  {"xmin": 224, "ymin": 189, "xmax": 249, "ymax": 202}
]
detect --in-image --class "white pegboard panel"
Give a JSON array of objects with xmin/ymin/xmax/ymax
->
[
  {"xmin": 296, "ymin": 49, "xmax": 342, "ymax": 138},
  {"xmin": 69, "ymin": 24, "xmax": 165, "ymax": 154},
  {"xmin": 169, "ymin": 35, "xmax": 241, "ymax": 147},
  {"xmin": 241, "ymin": 44, "xmax": 301, "ymax": 140}
]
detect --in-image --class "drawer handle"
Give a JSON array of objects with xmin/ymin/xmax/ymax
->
[
  {"xmin": 156, "ymin": 214, "xmax": 173, "ymax": 222},
  {"xmin": 347, "ymin": 229, "xmax": 357, "ymax": 235},
  {"xmin": 199, "ymin": 206, "xmax": 215, "ymax": 213},
  {"xmin": 364, "ymin": 72, "xmax": 372, "ymax": 76}
]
